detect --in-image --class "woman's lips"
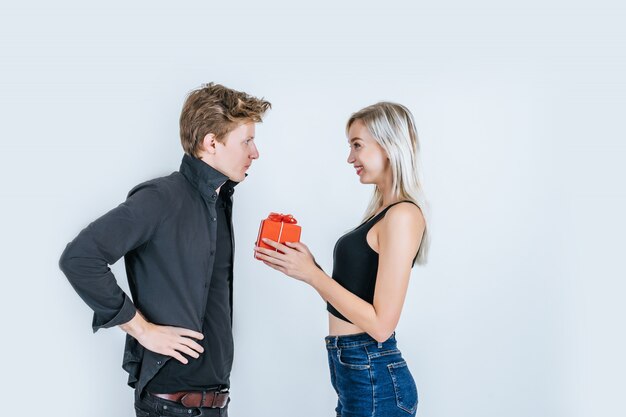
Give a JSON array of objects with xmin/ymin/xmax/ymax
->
[{"xmin": 355, "ymin": 166, "xmax": 363, "ymax": 175}]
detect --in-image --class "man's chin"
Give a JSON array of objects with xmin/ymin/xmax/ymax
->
[{"xmin": 229, "ymin": 174, "xmax": 246, "ymax": 183}]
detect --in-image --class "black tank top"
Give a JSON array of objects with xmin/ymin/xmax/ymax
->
[{"xmin": 326, "ymin": 201, "xmax": 419, "ymax": 323}]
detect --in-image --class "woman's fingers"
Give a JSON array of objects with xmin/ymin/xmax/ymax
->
[
  {"xmin": 261, "ymin": 238, "xmax": 293, "ymax": 254},
  {"xmin": 285, "ymin": 241, "xmax": 307, "ymax": 252},
  {"xmin": 255, "ymin": 251, "xmax": 287, "ymax": 267},
  {"xmin": 255, "ymin": 246, "xmax": 286, "ymax": 261},
  {"xmin": 263, "ymin": 260, "xmax": 287, "ymax": 274}
]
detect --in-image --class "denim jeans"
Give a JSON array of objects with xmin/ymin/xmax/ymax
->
[
  {"xmin": 326, "ymin": 332, "xmax": 418, "ymax": 417},
  {"xmin": 134, "ymin": 392, "xmax": 229, "ymax": 417}
]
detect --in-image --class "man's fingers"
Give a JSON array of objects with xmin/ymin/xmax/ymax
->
[
  {"xmin": 180, "ymin": 337, "xmax": 204, "ymax": 354},
  {"xmin": 170, "ymin": 350, "xmax": 189, "ymax": 364},
  {"xmin": 177, "ymin": 328, "xmax": 204, "ymax": 341},
  {"xmin": 176, "ymin": 344, "xmax": 200, "ymax": 359},
  {"xmin": 139, "ymin": 325, "xmax": 206, "ymax": 363}
]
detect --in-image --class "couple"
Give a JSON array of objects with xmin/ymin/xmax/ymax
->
[{"xmin": 59, "ymin": 82, "xmax": 430, "ymax": 417}]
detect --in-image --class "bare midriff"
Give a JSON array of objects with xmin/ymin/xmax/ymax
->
[{"xmin": 328, "ymin": 312, "xmax": 365, "ymax": 336}]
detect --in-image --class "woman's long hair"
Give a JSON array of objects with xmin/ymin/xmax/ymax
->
[{"xmin": 347, "ymin": 102, "xmax": 430, "ymax": 265}]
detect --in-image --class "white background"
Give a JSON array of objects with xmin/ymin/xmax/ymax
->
[{"xmin": 1, "ymin": 1, "xmax": 625, "ymax": 416}]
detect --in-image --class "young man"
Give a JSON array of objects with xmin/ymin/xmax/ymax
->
[{"xmin": 59, "ymin": 83, "xmax": 271, "ymax": 416}]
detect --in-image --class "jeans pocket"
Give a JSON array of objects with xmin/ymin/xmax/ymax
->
[
  {"xmin": 368, "ymin": 348, "xmax": 401, "ymax": 361},
  {"xmin": 337, "ymin": 347, "xmax": 371, "ymax": 370},
  {"xmin": 388, "ymin": 361, "xmax": 418, "ymax": 414}
]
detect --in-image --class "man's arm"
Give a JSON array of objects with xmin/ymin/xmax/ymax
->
[
  {"xmin": 59, "ymin": 182, "xmax": 204, "ymax": 363},
  {"xmin": 59, "ymin": 182, "xmax": 163, "ymax": 331}
]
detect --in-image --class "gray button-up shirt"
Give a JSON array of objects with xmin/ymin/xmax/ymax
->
[{"xmin": 59, "ymin": 153, "xmax": 239, "ymax": 399}]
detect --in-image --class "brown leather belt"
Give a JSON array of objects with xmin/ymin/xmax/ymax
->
[{"xmin": 149, "ymin": 390, "xmax": 229, "ymax": 408}]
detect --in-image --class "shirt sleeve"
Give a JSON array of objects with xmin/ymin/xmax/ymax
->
[{"xmin": 59, "ymin": 182, "xmax": 168, "ymax": 332}]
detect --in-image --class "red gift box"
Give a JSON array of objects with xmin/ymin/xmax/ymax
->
[{"xmin": 255, "ymin": 212, "xmax": 302, "ymax": 259}]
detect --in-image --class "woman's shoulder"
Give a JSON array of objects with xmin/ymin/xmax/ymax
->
[{"xmin": 382, "ymin": 201, "xmax": 425, "ymax": 232}]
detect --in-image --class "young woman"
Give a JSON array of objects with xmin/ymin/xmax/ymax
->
[{"xmin": 254, "ymin": 102, "xmax": 430, "ymax": 417}]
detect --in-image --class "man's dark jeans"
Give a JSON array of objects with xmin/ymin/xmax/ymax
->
[{"xmin": 135, "ymin": 392, "xmax": 229, "ymax": 417}]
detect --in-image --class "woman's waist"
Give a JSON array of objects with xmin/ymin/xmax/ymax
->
[
  {"xmin": 328, "ymin": 312, "xmax": 365, "ymax": 336},
  {"xmin": 325, "ymin": 332, "xmax": 398, "ymax": 351},
  {"xmin": 326, "ymin": 321, "xmax": 397, "ymax": 349}
]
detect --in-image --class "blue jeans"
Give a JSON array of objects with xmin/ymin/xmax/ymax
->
[
  {"xmin": 326, "ymin": 332, "xmax": 418, "ymax": 417},
  {"xmin": 134, "ymin": 392, "xmax": 229, "ymax": 417}
]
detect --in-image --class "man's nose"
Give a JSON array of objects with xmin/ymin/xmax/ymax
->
[{"xmin": 250, "ymin": 143, "xmax": 259, "ymax": 159}]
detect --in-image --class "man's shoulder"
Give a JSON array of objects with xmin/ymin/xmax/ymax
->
[{"xmin": 127, "ymin": 171, "xmax": 189, "ymax": 199}]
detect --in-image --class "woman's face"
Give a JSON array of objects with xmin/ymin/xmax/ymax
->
[{"xmin": 347, "ymin": 119, "xmax": 390, "ymax": 185}]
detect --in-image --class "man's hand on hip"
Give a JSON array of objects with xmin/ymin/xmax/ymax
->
[{"xmin": 119, "ymin": 311, "xmax": 204, "ymax": 364}]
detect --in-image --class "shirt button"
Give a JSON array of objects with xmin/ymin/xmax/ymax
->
[
  {"xmin": 156, "ymin": 360, "xmax": 162, "ymax": 365},
  {"xmin": 211, "ymin": 217, "xmax": 217, "ymax": 221},
  {"xmin": 211, "ymin": 194, "xmax": 217, "ymax": 199}
]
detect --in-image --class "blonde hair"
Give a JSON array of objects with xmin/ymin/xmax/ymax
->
[
  {"xmin": 180, "ymin": 82, "xmax": 271, "ymax": 157},
  {"xmin": 347, "ymin": 102, "xmax": 430, "ymax": 265}
]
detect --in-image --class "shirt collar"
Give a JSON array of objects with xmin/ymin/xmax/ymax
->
[{"xmin": 179, "ymin": 153, "xmax": 242, "ymax": 198}]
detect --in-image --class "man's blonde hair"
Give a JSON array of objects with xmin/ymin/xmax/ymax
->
[{"xmin": 180, "ymin": 83, "xmax": 271, "ymax": 157}]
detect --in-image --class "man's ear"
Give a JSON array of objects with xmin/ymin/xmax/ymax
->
[{"xmin": 201, "ymin": 133, "xmax": 218, "ymax": 155}]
